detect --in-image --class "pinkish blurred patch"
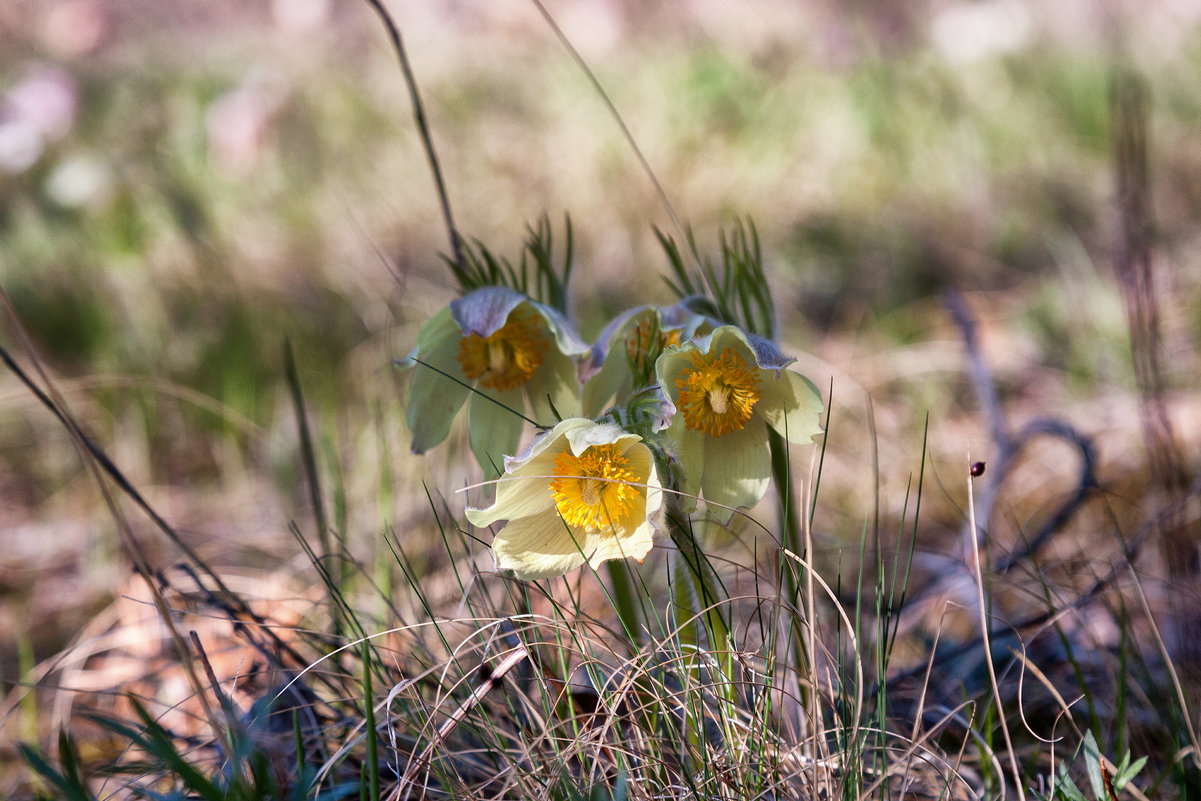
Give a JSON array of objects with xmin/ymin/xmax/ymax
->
[{"xmin": 0, "ymin": 64, "xmax": 78, "ymax": 173}]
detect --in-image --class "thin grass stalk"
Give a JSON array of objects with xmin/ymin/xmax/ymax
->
[
  {"xmin": 1115, "ymin": 597, "xmax": 1131, "ymax": 758},
  {"xmin": 290, "ymin": 522, "xmax": 364, "ymax": 647},
  {"xmin": 285, "ymin": 339, "xmax": 341, "ymax": 641},
  {"xmin": 361, "ymin": 0, "xmax": 463, "ymax": 274},
  {"xmin": 801, "ymin": 446, "xmax": 827, "ymax": 768},
  {"xmin": 362, "ymin": 640, "xmax": 381, "ymax": 801},
  {"xmin": 0, "ymin": 291, "xmax": 235, "ymax": 767},
  {"xmin": 967, "ymin": 456, "xmax": 1024, "ymax": 801},
  {"xmin": 527, "ymin": 0, "xmax": 697, "ymax": 278},
  {"xmin": 666, "ymin": 512, "xmax": 734, "ymax": 695},
  {"xmin": 384, "ymin": 530, "xmax": 459, "ymax": 672},
  {"xmin": 883, "ymin": 418, "xmax": 926, "ymax": 664},
  {"xmin": 1128, "ymin": 567, "xmax": 1201, "ymax": 767}
]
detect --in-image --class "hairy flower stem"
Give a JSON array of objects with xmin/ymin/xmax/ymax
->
[
  {"xmin": 769, "ymin": 429, "xmax": 813, "ymax": 698},
  {"xmin": 665, "ymin": 501, "xmax": 736, "ymax": 717},
  {"xmin": 605, "ymin": 560, "xmax": 643, "ymax": 646},
  {"xmin": 769, "ymin": 429, "xmax": 801, "ymax": 566}
]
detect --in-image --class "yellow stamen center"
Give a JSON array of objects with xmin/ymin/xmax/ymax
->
[
  {"xmin": 675, "ymin": 347, "xmax": 761, "ymax": 436},
  {"xmin": 456, "ymin": 308, "xmax": 549, "ymax": 392},
  {"xmin": 549, "ymin": 444, "xmax": 640, "ymax": 531}
]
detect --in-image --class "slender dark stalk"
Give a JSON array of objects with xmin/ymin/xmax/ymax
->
[
  {"xmin": 0, "ymin": 290, "xmax": 227, "ymax": 758},
  {"xmin": 284, "ymin": 339, "xmax": 340, "ymax": 638},
  {"xmin": 362, "ymin": 0, "xmax": 464, "ymax": 274},
  {"xmin": 1111, "ymin": 68, "xmax": 1199, "ymax": 662},
  {"xmin": 528, "ymin": 0, "xmax": 698, "ymax": 274},
  {"xmin": 362, "ymin": 640, "xmax": 380, "ymax": 801}
]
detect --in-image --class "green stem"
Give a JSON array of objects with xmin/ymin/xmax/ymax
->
[
  {"xmin": 362, "ymin": 639, "xmax": 380, "ymax": 801},
  {"xmin": 605, "ymin": 559, "xmax": 643, "ymax": 646},
  {"xmin": 769, "ymin": 429, "xmax": 800, "ymax": 565},
  {"xmin": 667, "ymin": 512, "xmax": 735, "ymax": 713},
  {"xmin": 768, "ymin": 429, "xmax": 812, "ymax": 701}
]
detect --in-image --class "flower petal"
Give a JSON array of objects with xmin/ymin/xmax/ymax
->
[
  {"xmin": 582, "ymin": 514, "xmax": 656, "ymax": 570},
  {"xmin": 491, "ymin": 509, "xmax": 589, "ymax": 580},
  {"xmin": 742, "ymin": 330, "xmax": 796, "ymax": 372},
  {"xmin": 468, "ymin": 387, "xmax": 526, "ymax": 479},
  {"xmin": 474, "ymin": 417, "xmax": 664, "ymax": 580},
  {"xmin": 466, "ymin": 468, "xmax": 555, "ymax": 529},
  {"xmin": 700, "ymin": 416, "xmax": 771, "ymax": 513},
  {"xmin": 666, "ymin": 415, "xmax": 704, "ymax": 513},
  {"xmin": 450, "ymin": 286, "xmax": 528, "ymax": 337},
  {"xmin": 581, "ymin": 346, "xmax": 628, "ymax": 417},
  {"xmin": 562, "ymin": 419, "xmax": 636, "ymax": 455},
  {"xmin": 530, "ymin": 300, "xmax": 590, "ymax": 357},
  {"xmin": 581, "ymin": 306, "xmax": 650, "ymax": 415},
  {"xmin": 404, "ymin": 307, "xmax": 471, "ymax": 454},
  {"xmin": 707, "ymin": 325, "xmax": 761, "ymax": 366},
  {"xmin": 468, "ymin": 423, "xmax": 583, "ymax": 527},
  {"xmin": 617, "ymin": 438, "xmax": 666, "ymax": 523},
  {"xmin": 758, "ymin": 370, "xmax": 825, "ymax": 444},
  {"xmin": 654, "ymin": 341, "xmax": 698, "ymax": 401},
  {"xmin": 527, "ymin": 348, "xmax": 583, "ymax": 425}
]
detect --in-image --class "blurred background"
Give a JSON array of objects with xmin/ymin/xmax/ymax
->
[{"xmin": 2, "ymin": 0, "xmax": 1200, "ymax": 780}]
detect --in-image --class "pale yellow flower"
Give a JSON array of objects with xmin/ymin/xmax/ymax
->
[
  {"xmin": 399, "ymin": 287, "xmax": 587, "ymax": 477},
  {"xmin": 656, "ymin": 325, "xmax": 823, "ymax": 513},
  {"xmin": 466, "ymin": 418, "xmax": 664, "ymax": 580}
]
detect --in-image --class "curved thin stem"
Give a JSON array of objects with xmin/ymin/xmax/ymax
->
[{"xmin": 363, "ymin": 0, "xmax": 464, "ymax": 274}]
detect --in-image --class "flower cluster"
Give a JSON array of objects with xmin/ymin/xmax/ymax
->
[{"xmin": 402, "ymin": 285, "xmax": 823, "ymax": 580}]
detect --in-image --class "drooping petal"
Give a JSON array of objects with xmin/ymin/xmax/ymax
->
[
  {"xmin": 562, "ymin": 419, "xmax": 635, "ymax": 455},
  {"xmin": 467, "ymin": 465, "xmax": 557, "ymax": 529},
  {"xmin": 700, "ymin": 416, "xmax": 771, "ymax": 513},
  {"xmin": 527, "ymin": 347, "xmax": 583, "ymax": 425},
  {"xmin": 473, "ymin": 422, "xmax": 588, "ymax": 523},
  {"xmin": 581, "ymin": 306, "xmax": 651, "ymax": 415},
  {"xmin": 450, "ymin": 286, "xmax": 528, "ymax": 337},
  {"xmin": 758, "ymin": 370, "xmax": 825, "ymax": 444},
  {"xmin": 586, "ymin": 305, "xmax": 712, "ymax": 417},
  {"xmin": 530, "ymin": 299, "xmax": 591, "ymax": 358},
  {"xmin": 666, "ymin": 415, "xmax": 705, "ymax": 513},
  {"xmin": 581, "ymin": 511, "xmax": 656, "ymax": 570},
  {"xmin": 491, "ymin": 510, "xmax": 589, "ymax": 580},
  {"xmin": 741, "ymin": 330, "xmax": 796, "ymax": 372},
  {"xmin": 404, "ymin": 307, "xmax": 472, "ymax": 454},
  {"xmin": 468, "ymin": 387, "xmax": 526, "ymax": 479},
  {"xmin": 582, "ymin": 306, "xmax": 649, "ymax": 376}
]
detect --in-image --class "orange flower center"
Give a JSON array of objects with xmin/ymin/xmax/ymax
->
[
  {"xmin": 456, "ymin": 308, "xmax": 549, "ymax": 392},
  {"xmin": 674, "ymin": 347, "xmax": 761, "ymax": 436},
  {"xmin": 549, "ymin": 444, "xmax": 640, "ymax": 531}
]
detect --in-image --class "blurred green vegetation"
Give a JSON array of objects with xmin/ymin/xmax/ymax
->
[
  {"xmin": 2, "ymin": 0, "xmax": 1200, "ymax": 746},
  {"xmin": 2, "ymin": 4, "xmax": 1201, "ymax": 798},
  {"xmin": 1, "ymin": 0, "xmax": 1197, "ymax": 637},
  {"xmin": 3, "ymin": 6, "xmax": 1199, "ymax": 407}
]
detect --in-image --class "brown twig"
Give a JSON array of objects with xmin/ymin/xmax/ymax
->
[{"xmin": 1110, "ymin": 68, "xmax": 1199, "ymax": 661}]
